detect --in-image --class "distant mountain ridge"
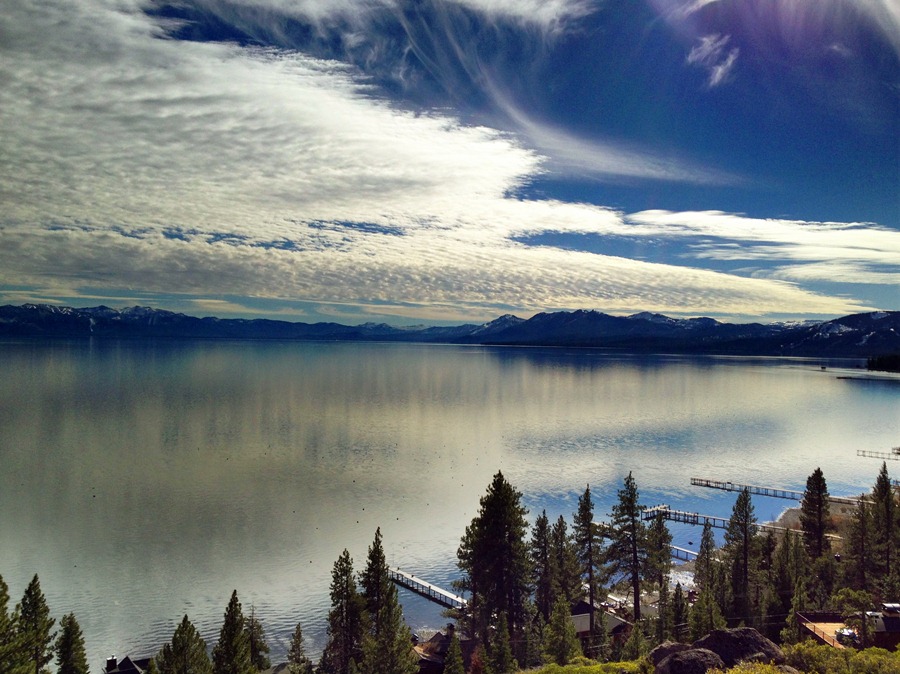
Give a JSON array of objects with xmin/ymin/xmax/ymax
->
[{"xmin": 1, "ymin": 303, "xmax": 898, "ymax": 357}]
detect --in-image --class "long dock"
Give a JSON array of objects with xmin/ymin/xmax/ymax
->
[
  {"xmin": 643, "ymin": 505, "xmax": 802, "ymax": 537},
  {"xmin": 857, "ymin": 448, "xmax": 900, "ymax": 461},
  {"xmin": 690, "ymin": 477, "xmax": 868, "ymax": 506},
  {"xmin": 671, "ymin": 545, "xmax": 697, "ymax": 562},
  {"xmin": 389, "ymin": 567, "xmax": 467, "ymax": 610}
]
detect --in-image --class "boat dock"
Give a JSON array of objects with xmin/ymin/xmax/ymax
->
[
  {"xmin": 690, "ymin": 477, "xmax": 868, "ymax": 506},
  {"xmin": 643, "ymin": 505, "xmax": 802, "ymax": 537},
  {"xmin": 389, "ymin": 567, "xmax": 467, "ymax": 610}
]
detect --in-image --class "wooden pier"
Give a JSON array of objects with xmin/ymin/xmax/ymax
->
[
  {"xmin": 643, "ymin": 505, "xmax": 802, "ymax": 537},
  {"xmin": 690, "ymin": 477, "xmax": 867, "ymax": 506},
  {"xmin": 857, "ymin": 448, "xmax": 900, "ymax": 461},
  {"xmin": 671, "ymin": 545, "xmax": 697, "ymax": 562},
  {"xmin": 389, "ymin": 567, "xmax": 467, "ymax": 610}
]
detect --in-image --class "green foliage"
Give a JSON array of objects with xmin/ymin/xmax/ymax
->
[
  {"xmin": 550, "ymin": 515, "xmax": 582, "ymax": 607},
  {"xmin": 800, "ymin": 467, "xmax": 831, "ymax": 560},
  {"xmin": 573, "ymin": 485, "xmax": 605, "ymax": 639},
  {"xmin": 671, "ymin": 582, "xmax": 688, "ymax": 642},
  {"xmin": 360, "ymin": 528, "xmax": 391, "ymax": 640},
  {"xmin": 156, "ymin": 615, "xmax": 213, "ymax": 674},
  {"xmin": 243, "ymin": 610, "xmax": 269, "ymax": 672},
  {"xmin": 212, "ymin": 591, "xmax": 253, "ymax": 674},
  {"xmin": 286, "ymin": 622, "xmax": 313, "ymax": 674},
  {"xmin": 1, "ymin": 574, "xmax": 27, "ymax": 674},
  {"xmin": 488, "ymin": 612, "xmax": 517, "ymax": 674},
  {"xmin": 543, "ymin": 598, "xmax": 581, "ymax": 666},
  {"xmin": 724, "ymin": 488, "xmax": 757, "ymax": 621},
  {"xmin": 843, "ymin": 499, "xmax": 875, "ymax": 592},
  {"xmin": 55, "ymin": 614, "xmax": 88, "ymax": 674},
  {"xmin": 320, "ymin": 550, "xmax": 366, "ymax": 674},
  {"xmin": 443, "ymin": 631, "xmax": 465, "ymax": 674},
  {"xmin": 606, "ymin": 472, "xmax": 647, "ymax": 621},
  {"xmin": 457, "ymin": 471, "xmax": 531, "ymax": 652},
  {"xmin": 832, "ymin": 587, "xmax": 874, "ymax": 647},
  {"xmin": 532, "ymin": 510, "xmax": 554, "ymax": 623},
  {"xmin": 785, "ymin": 641, "xmax": 900, "ymax": 674},
  {"xmin": 620, "ymin": 623, "xmax": 648, "ymax": 661},
  {"xmin": 528, "ymin": 660, "xmax": 643, "ymax": 674},
  {"xmin": 18, "ymin": 574, "xmax": 56, "ymax": 674},
  {"xmin": 688, "ymin": 588, "xmax": 726, "ymax": 641}
]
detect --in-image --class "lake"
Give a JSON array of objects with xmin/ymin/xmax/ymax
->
[{"xmin": 1, "ymin": 339, "xmax": 897, "ymax": 667}]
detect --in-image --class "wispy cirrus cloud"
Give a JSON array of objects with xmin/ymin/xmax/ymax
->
[
  {"xmin": 686, "ymin": 34, "xmax": 740, "ymax": 87},
  {"xmin": 0, "ymin": 0, "xmax": 891, "ymax": 322}
]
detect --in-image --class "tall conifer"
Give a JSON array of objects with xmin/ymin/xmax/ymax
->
[
  {"xmin": 212, "ymin": 591, "xmax": 253, "ymax": 674},
  {"xmin": 55, "ymin": 614, "xmax": 88, "ymax": 674},
  {"xmin": 1, "ymin": 574, "xmax": 26, "ymax": 674},
  {"xmin": 573, "ymin": 485, "xmax": 604, "ymax": 639},
  {"xmin": 724, "ymin": 488, "xmax": 757, "ymax": 620},
  {"xmin": 800, "ymin": 467, "xmax": 831, "ymax": 559},
  {"xmin": 286, "ymin": 623, "xmax": 313, "ymax": 674},
  {"xmin": 320, "ymin": 550, "xmax": 365, "ymax": 674},
  {"xmin": 18, "ymin": 574, "xmax": 56, "ymax": 674},
  {"xmin": 244, "ymin": 610, "xmax": 269, "ymax": 672},
  {"xmin": 606, "ymin": 472, "xmax": 647, "ymax": 620},
  {"xmin": 155, "ymin": 615, "xmax": 213, "ymax": 674},
  {"xmin": 456, "ymin": 471, "xmax": 530, "ymax": 653},
  {"xmin": 530, "ymin": 510, "xmax": 553, "ymax": 623}
]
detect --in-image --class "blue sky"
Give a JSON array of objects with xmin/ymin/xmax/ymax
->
[{"xmin": 1, "ymin": 0, "xmax": 898, "ymax": 324}]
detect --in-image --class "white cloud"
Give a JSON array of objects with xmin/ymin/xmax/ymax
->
[
  {"xmin": 686, "ymin": 34, "xmax": 740, "ymax": 87},
  {"xmin": 0, "ymin": 0, "xmax": 886, "ymax": 322}
]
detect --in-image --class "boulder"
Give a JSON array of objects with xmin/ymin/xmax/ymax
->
[
  {"xmin": 656, "ymin": 648, "xmax": 725, "ymax": 674},
  {"xmin": 648, "ymin": 641, "xmax": 692, "ymax": 667},
  {"xmin": 692, "ymin": 627, "xmax": 785, "ymax": 668}
]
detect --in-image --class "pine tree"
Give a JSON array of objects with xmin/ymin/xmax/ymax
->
[
  {"xmin": 550, "ymin": 515, "xmax": 581, "ymax": 606},
  {"xmin": 286, "ymin": 622, "xmax": 313, "ymax": 674},
  {"xmin": 456, "ymin": 471, "xmax": 530, "ymax": 654},
  {"xmin": 55, "ymin": 614, "xmax": 88, "ymax": 674},
  {"xmin": 800, "ymin": 467, "xmax": 831, "ymax": 560},
  {"xmin": 724, "ymin": 488, "xmax": 757, "ymax": 621},
  {"xmin": 844, "ymin": 499, "xmax": 875, "ymax": 591},
  {"xmin": 18, "ymin": 574, "xmax": 56, "ymax": 674},
  {"xmin": 443, "ymin": 631, "xmax": 465, "ymax": 674},
  {"xmin": 606, "ymin": 472, "xmax": 647, "ymax": 620},
  {"xmin": 244, "ymin": 609, "xmax": 269, "ymax": 672},
  {"xmin": 542, "ymin": 598, "xmax": 580, "ymax": 666},
  {"xmin": 212, "ymin": 591, "xmax": 253, "ymax": 674},
  {"xmin": 360, "ymin": 528, "xmax": 391, "ymax": 641},
  {"xmin": 672, "ymin": 583, "xmax": 688, "ymax": 642},
  {"xmin": 688, "ymin": 589, "xmax": 725, "ymax": 640},
  {"xmin": 872, "ymin": 462, "xmax": 897, "ymax": 600},
  {"xmin": 694, "ymin": 521, "xmax": 716, "ymax": 593},
  {"xmin": 833, "ymin": 588, "xmax": 874, "ymax": 647},
  {"xmin": 530, "ymin": 510, "xmax": 553, "ymax": 623},
  {"xmin": 155, "ymin": 615, "xmax": 213, "ymax": 674},
  {"xmin": 320, "ymin": 550, "xmax": 365, "ymax": 674},
  {"xmin": 573, "ymin": 485, "xmax": 604, "ymax": 640},
  {"xmin": 1, "ymin": 574, "xmax": 26, "ymax": 674},
  {"xmin": 487, "ymin": 613, "xmax": 516, "ymax": 674}
]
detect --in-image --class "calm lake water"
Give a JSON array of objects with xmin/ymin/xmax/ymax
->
[{"xmin": 1, "ymin": 339, "xmax": 898, "ymax": 667}]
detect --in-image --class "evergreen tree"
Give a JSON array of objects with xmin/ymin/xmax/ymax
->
[
  {"xmin": 443, "ymin": 631, "xmax": 465, "ymax": 674},
  {"xmin": 1, "ymin": 574, "xmax": 26, "ymax": 674},
  {"xmin": 520, "ymin": 602, "xmax": 544, "ymax": 669},
  {"xmin": 550, "ymin": 515, "xmax": 581, "ymax": 606},
  {"xmin": 844, "ymin": 499, "xmax": 875, "ymax": 591},
  {"xmin": 542, "ymin": 598, "xmax": 580, "ymax": 666},
  {"xmin": 55, "ymin": 614, "xmax": 88, "ymax": 674},
  {"xmin": 487, "ymin": 613, "xmax": 516, "ymax": 674},
  {"xmin": 320, "ymin": 550, "xmax": 365, "ymax": 674},
  {"xmin": 833, "ymin": 588, "xmax": 874, "ymax": 647},
  {"xmin": 645, "ymin": 512, "xmax": 672, "ymax": 594},
  {"xmin": 779, "ymin": 580, "xmax": 806, "ymax": 646},
  {"xmin": 18, "ymin": 574, "xmax": 56, "ymax": 674},
  {"xmin": 694, "ymin": 521, "xmax": 716, "ymax": 593},
  {"xmin": 155, "ymin": 615, "xmax": 213, "ymax": 674},
  {"xmin": 724, "ymin": 488, "xmax": 757, "ymax": 621},
  {"xmin": 671, "ymin": 583, "xmax": 688, "ymax": 642},
  {"xmin": 688, "ymin": 588, "xmax": 725, "ymax": 641},
  {"xmin": 800, "ymin": 467, "xmax": 831, "ymax": 560},
  {"xmin": 360, "ymin": 528, "xmax": 391, "ymax": 641},
  {"xmin": 212, "ymin": 591, "xmax": 253, "ymax": 674},
  {"xmin": 621, "ymin": 622, "xmax": 648, "ymax": 661},
  {"xmin": 872, "ymin": 462, "xmax": 897, "ymax": 600},
  {"xmin": 357, "ymin": 593, "xmax": 417, "ymax": 674},
  {"xmin": 456, "ymin": 472, "xmax": 530, "ymax": 655},
  {"xmin": 573, "ymin": 485, "xmax": 605, "ymax": 638},
  {"xmin": 605, "ymin": 472, "xmax": 647, "ymax": 620},
  {"xmin": 530, "ymin": 510, "xmax": 553, "ymax": 623},
  {"xmin": 244, "ymin": 609, "xmax": 269, "ymax": 672},
  {"xmin": 654, "ymin": 579, "xmax": 671, "ymax": 645},
  {"xmin": 286, "ymin": 622, "xmax": 313, "ymax": 674}
]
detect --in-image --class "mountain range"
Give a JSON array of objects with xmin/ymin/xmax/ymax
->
[{"xmin": 1, "ymin": 304, "xmax": 899, "ymax": 358}]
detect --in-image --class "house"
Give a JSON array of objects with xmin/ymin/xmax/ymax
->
[
  {"xmin": 872, "ymin": 603, "xmax": 900, "ymax": 651},
  {"xmin": 570, "ymin": 599, "xmax": 630, "ymax": 640},
  {"xmin": 413, "ymin": 625, "xmax": 476, "ymax": 674},
  {"xmin": 105, "ymin": 656, "xmax": 153, "ymax": 674}
]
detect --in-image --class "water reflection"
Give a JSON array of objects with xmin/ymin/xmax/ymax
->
[{"xmin": 0, "ymin": 340, "xmax": 896, "ymax": 666}]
